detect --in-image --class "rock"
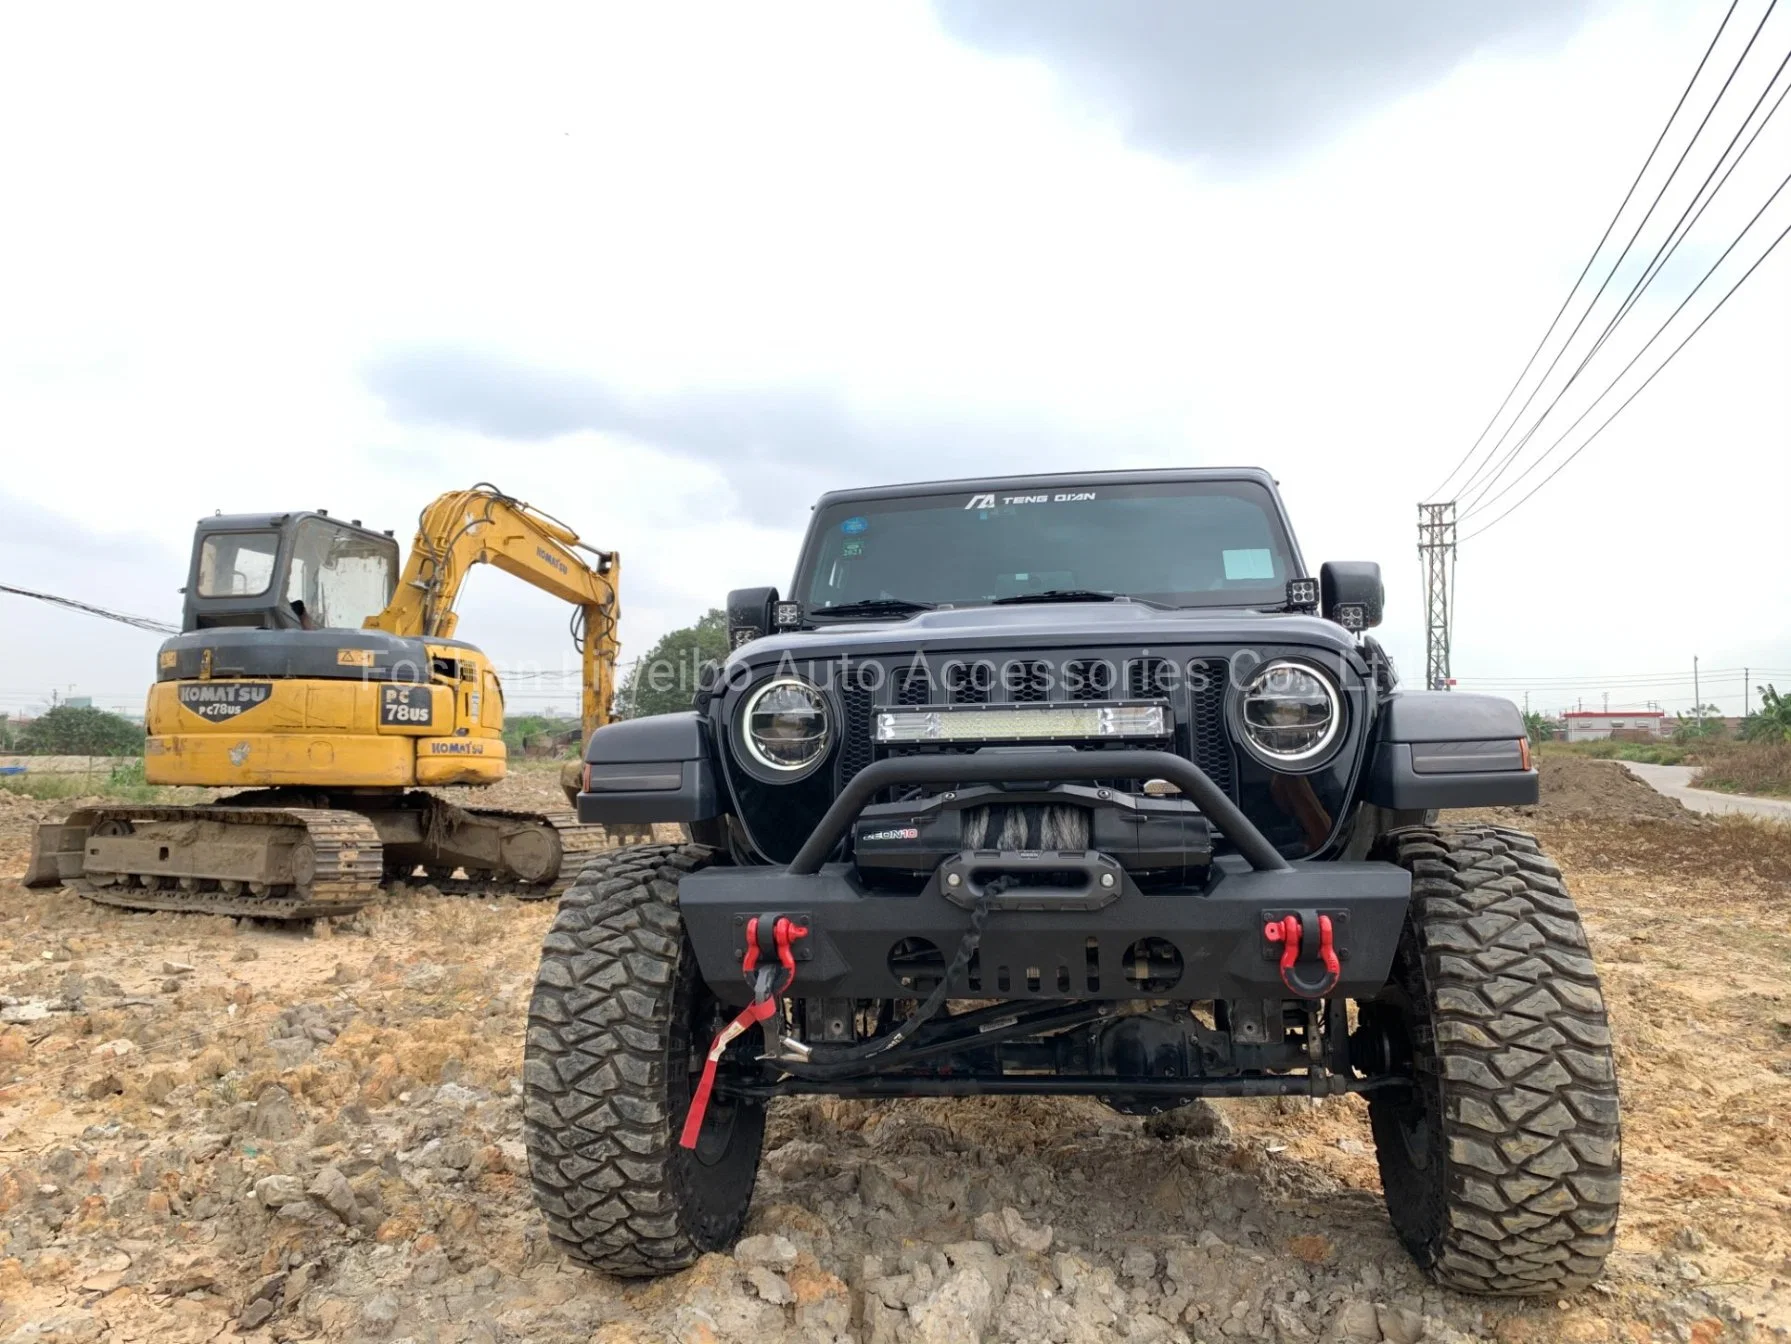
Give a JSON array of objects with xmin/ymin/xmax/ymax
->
[
  {"xmin": 91, "ymin": 1038, "xmax": 135, "ymax": 1058},
  {"xmin": 909, "ymin": 1265, "xmax": 996, "ymax": 1344},
  {"xmin": 250, "ymin": 1084, "xmax": 301, "ymax": 1140},
  {"xmin": 1143, "ymin": 1098, "xmax": 1233, "ymax": 1142},
  {"xmin": 434, "ymin": 1081, "xmax": 485, "ymax": 1108},
  {"xmin": 1377, "ymin": 1303, "xmax": 1427, "ymax": 1344},
  {"xmin": 1326, "ymin": 1300, "xmax": 1382, "ymax": 1343},
  {"xmin": 360, "ymin": 1290, "xmax": 402, "ymax": 1335},
  {"xmin": 1271, "ymin": 1301, "xmax": 1320, "ymax": 1343},
  {"xmin": 1674, "ymin": 1227, "xmax": 1709, "ymax": 1252},
  {"xmin": 763, "ymin": 1138, "xmax": 831, "ymax": 1179},
  {"xmin": 0, "ymin": 1001, "xmax": 53, "ymax": 1024},
  {"xmin": 238, "ymin": 1297, "xmax": 276, "ymax": 1330},
  {"xmin": 162, "ymin": 961, "xmax": 195, "ymax": 976},
  {"xmin": 307, "ymin": 1165, "xmax": 357, "ymax": 1222},
  {"xmin": 743, "ymin": 1265, "xmax": 795, "ymax": 1305},
  {"xmin": 254, "ymin": 1174, "xmax": 305, "ymax": 1207},
  {"xmin": 733, "ymin": 1233, "xmax": 799, "ymax": 1273},
  {"xmin": 942, "ymin": 1241, "xmax": 1009, "ymax": 1300},
  {"xmin": 85, "ymin": 1073, "xmax": 124, "ymax": 1100},
  {"xmin": 973, "ymin": 1205, "xmax": 1054, "ymax": 1255},
  {"xmin": 1121, "ymin": 1247, "xmax": 1158, "ymax": 1282},
  {"xmin": 233, "ymin": 946, "xmax": 259, "ymax": 962}
]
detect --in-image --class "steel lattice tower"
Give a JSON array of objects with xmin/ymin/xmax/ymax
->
[{"xmin": 1418, "ymin": 502, "xmax": 1457, "ymax": 691}]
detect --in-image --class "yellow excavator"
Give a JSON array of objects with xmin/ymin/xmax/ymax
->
[{"xmin": 26, "ymin": 484, "xmax": 620, "ymax": 918}]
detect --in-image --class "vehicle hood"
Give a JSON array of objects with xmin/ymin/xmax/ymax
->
[{"xmin": 726, "ymin": 601, "xmax": 1360, "ymax": 665}]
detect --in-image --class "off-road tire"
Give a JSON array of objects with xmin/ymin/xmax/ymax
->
[
  {"xmin": 522, "ymin": 843, "xmax": 765, "ymax": 1277},
  {"xmin": 1365, "ymin": 824, "xmax": 1620, "ymax": 1296}
]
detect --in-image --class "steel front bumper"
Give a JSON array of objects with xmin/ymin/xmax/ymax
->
[{"xmin": 674, "ymin": 749, "xmax": 1412, "ymax": 1006}]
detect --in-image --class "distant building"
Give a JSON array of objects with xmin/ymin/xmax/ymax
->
[{"xmin": 1561, "ymin": 710, "xmax": 1669, "ymax": 742}]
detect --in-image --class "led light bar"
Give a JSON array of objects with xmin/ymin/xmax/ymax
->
[{"xmin": 874, "ymin": 702, "xmax": 1170, "ymax": 744}]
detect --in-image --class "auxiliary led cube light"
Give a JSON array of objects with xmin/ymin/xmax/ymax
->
[{"xmin": 873, "ymin": 702, "xmax": 1171, "ymax": 744}]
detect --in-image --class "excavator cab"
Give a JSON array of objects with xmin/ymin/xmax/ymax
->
[{"xmin": 186, "ymin": 512, "xmax": 401, "ymax": 631}]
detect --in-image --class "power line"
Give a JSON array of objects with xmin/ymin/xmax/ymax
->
[
  {"xmin": 1455, "ymin": 0, "xmax": 1783, "ymax": 512},
  {"xmin": 1461, "ymin": 200, "xmax": 1791, "ymax": 540},
  {"xmin": 1424, "ymin": 0, "xmax": 1742, "ymax": 503},
  {"xmin": 0, "ymin": 583, "xmax": 178, "ymax": 635}
]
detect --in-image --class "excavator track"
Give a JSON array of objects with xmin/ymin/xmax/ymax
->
[
  {"xmin": 56, "ymin": 805, "xmax": 384, "ymax": 919},
  {"xmin": 418, "ymin": 809, "xmax": 612, "ymax": 902}
]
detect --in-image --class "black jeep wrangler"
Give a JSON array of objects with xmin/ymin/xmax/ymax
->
[{"xmin": 523, "ymin": 468, "xmax": 1619, "ymax": 1295}]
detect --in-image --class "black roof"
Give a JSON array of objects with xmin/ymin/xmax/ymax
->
[{"xmin": 811, "ymin": 466, "xmax": 1281, "ymax": 510}]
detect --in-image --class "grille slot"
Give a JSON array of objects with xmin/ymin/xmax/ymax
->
[
  {"xmin": 946, "ymin": 661, "xmax": 994, "ymax": 704},
  {"xmin": 1128, "ymin": 657, "xmax": 1175, "ymax": 698},
  {"xmin": 1006, "ymin": 660, "xmax": 1051, "ymax": 703},
  {"xmin": 1187, "ymin": 657, "xmax": 1235, "ymax": 796},
  {"xmin": 895, "ymin": 665, "xmax": 933, "ymax": 705},
  {"xmin": 836, "ymin": 681, "xmax": 875, "ymax": 787},
  {"xmin": 1065, "ymin": 659, "xmax": 1116, "ymax": 700}
]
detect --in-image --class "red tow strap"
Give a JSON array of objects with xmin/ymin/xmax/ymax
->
[{"xmin": 680, "ymin": 916, "xmax": 807, "ymax": 1150}]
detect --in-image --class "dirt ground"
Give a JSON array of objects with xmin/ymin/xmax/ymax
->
[{"xmin": 3, "ymin": 758, "xmax": 1789, "ymax": 1344}]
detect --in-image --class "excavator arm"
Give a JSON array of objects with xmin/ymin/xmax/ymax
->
[{"xmin": 365, "ymin": 485, "xmax": 620, "ymax": 741}]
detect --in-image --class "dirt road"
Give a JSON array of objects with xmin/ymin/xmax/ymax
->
[
  {"xmin": 1619, "ymin": 761, "xmax": 1791, "ymax": 823},
  {"xmin": 2, "ymin": 759, "xmax": 1788, "ymax": 1344}
]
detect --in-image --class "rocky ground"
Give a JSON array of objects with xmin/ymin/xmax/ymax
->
[{"xmin": 2, "ymin": 759, "xmax": 1789, "ymax": 1344}]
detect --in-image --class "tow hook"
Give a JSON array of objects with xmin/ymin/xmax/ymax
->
[{"xmin": 1263, "ymin": 911, "xmax": 1341, "ymax": 999}]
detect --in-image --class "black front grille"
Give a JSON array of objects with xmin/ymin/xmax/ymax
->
[{"xmin": 833, "ymin": 648, "xmax": 1240, "ymax": 799}]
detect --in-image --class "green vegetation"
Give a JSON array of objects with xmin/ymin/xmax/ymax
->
[
  {"xmin": 1522, "ymin": 710, "xmax": 1557, "ymax": 743},
  {"xmin": 13, "ymin": 704, "xmax": 146, "ymax": 756},
  {"xmin": 1692, "ymin": 741, "xmax": 1791, "ymax": 799},
  {"xmin": 504, "ymin": 714, "xmax": 582, "ymax": 757},
  {"xmin": 1741, "ymin": 684, "xmax": 1791, "ymax": 743},
  {"xmin": 1537, "ymin": 739, "xmax": 1694, "ymax": 765},
  {"xmin": 0, "ymin": 758, "xmax": 176, "ymax": 803},
  {"xmin": 616, "ymin": 608, "xmax": 729, "ymax": 719}
]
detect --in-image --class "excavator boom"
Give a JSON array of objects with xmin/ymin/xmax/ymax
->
[{"xmin": 369, "ymin": 485, "xmax": 620, "ymax": 742}]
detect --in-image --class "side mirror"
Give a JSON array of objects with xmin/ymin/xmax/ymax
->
[
  {"xmin": 726, "ymin": 587, "xmax": 779, "ymax": 648},
  {"xmin": 1320, "ymin": 562, "xmax": 1383, "ymax": 632}
]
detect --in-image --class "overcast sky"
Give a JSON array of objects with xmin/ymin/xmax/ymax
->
[{"xmin": 2, "ymin": 0, "xmax": 1786, "ymax": 722}]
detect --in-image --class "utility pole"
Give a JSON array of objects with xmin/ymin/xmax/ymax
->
[
  {"xmin": 1418, "ymin": 502, "xmax": 1457, "ymax": 692},
  {"xmin": 1744, "ymin": 667, "xmax": 1750, "ymax": 717},
  {"xmin": 1694, "ymin": 656, "xmax": 1701, "ymax": 725},
  {"xmin": 1603, "ymin": 691, "xmax": 1609, "ymax": 713}
]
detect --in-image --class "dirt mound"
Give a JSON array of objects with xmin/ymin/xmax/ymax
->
[{"xmin": 1495, "ymin": 753, "xmax": 1695, "ymax": 826}]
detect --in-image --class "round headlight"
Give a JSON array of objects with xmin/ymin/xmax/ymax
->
[
  {"xmin": 740, "ymin": 678, "xmax": 830, "ymax": 774},
  {"xmin": 1239, "ymin": 661, "xmax": 1341, "ymax": 766}
]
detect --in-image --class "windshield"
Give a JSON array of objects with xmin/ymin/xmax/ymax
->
[
  {"xmin": 799, "ymin": 480, "xmax": 1298, "ymax": 613},
  {"xmin": 285, "ymin": 518, "xmax": 397, "ymax": 629}
]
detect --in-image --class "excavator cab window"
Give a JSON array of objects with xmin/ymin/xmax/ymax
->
[
  {"xmin": 198, "ymin": 532, "xmax": 279, "ymax": 598},
  {"xmin": 286, "ymin": 518, "xmax": 397, "ymax": 630}
]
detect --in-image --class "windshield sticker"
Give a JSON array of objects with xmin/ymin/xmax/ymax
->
[
  {"xmin": 965, "ymin": 491, "xmax": 1097, "ymax": 510},
  {"xmin": 1222, "ymin": 548, "xmax": 1275, "ymax": 581},
  {"xmin": 841, "ymin": 516, "xmax": 868, "ymax": 535},
  {"xmin": 841, "ymin": 539, "xmax": 863, "ymax": 558}
]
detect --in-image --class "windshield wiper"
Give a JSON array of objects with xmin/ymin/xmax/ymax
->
[
  {"xmin": 991, "ymin": 589, "xmax": 1120, "ymax": 606},
  {"xmin": 813, "ymin": 597, "xmax": 937, "ymax": 618}
]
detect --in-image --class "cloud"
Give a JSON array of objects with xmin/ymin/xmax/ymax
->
[
  {"xmin": 930, "ymin": 0, "xmax": 1596, "ymax": 173},
  {"xmin": 364, "ymin": 348, "xmax": 1178, "ymax": 527}
]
